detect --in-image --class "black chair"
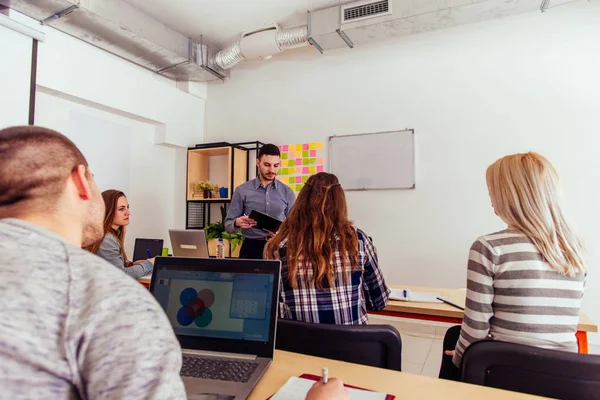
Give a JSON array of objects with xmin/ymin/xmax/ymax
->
[
  {"xmin": 275, "ymin": 319, "xmax": 402, "ymax": 371},
  {"xmin": 461, "ymin": 340, "xmax": 600, "ymax": 400}
]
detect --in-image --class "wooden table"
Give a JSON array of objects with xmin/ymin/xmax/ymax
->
[
  {"xmin": 250, "ymin": 350, "xmax": 545, "ymax": 399},
  {"xmin": 371, "ymin": 285, "xmax": 598, "ymax": 354}
]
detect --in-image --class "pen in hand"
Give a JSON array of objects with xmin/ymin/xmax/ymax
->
[
  {"xmin": 147, "ymin": 249, "xmax": 151, "ymax": 258},
  {"xmin": 321, "ymin": 367, "xmax": 328, "ymax": 384}
]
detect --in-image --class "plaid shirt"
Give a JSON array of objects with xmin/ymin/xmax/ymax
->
[{"xmin": 272, "ymin": 228, "xmax": 390, "ymax": 325}]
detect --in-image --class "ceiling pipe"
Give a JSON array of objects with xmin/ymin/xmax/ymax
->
[{"xmin": 214, "ymin": 24, "xmax": 309, "ymax": 70}]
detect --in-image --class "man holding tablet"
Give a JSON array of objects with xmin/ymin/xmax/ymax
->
[{"xmin": 225, "ymin": 143, "xmax": 296, "ymax": 259}]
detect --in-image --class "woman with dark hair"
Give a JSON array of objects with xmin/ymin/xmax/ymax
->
[
  {"xmin": 87, "ymin": 190, "xmax": 153, "ymax": 278},
  {"xmin": 264, "ymin": 172, "xmax": 390, "ymax": 325}
]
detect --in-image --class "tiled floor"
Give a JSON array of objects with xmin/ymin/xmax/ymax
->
[
  {"xmin": 369, "ymin": 315, "xmax": 600, "ymax": 377},
  {"xmin": 369, "ymin": 315, "xmax": 451, "ymax": 377}
]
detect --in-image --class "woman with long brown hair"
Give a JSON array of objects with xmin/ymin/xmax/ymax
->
[
  {"xmin": 87, "ymin": 190, "xmax": 154, "ymax": 278},
  {"xmin": 264, "ymin": 172, "xmax": 390, "ymax": 325}
]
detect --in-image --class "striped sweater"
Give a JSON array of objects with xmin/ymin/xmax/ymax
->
[{"xmin": 453, "ymin": 229, "xmax": 585, "ymax": 367}]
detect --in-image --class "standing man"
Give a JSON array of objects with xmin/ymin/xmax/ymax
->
[{"xmin": 225, "ymin": 143, "xmax": 296, "ymax": 259}]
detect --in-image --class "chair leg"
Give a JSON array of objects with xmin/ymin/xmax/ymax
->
[
  {"xmin": 439, "ymin": 325, "xmax": 461, "ymax": 380},
  {"xmin": 576, "ymin": 331, "xmax": 588, "ymax": 354}
]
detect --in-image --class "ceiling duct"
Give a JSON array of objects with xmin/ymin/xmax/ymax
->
[
  {"xmin": 214, "ymin": 24, "xmax": 309, "ymax": 70},
  {"xmin": 0, "ymin": 0, "xmax": 229, "ymax": 81},
  {"xmin": 308, "ymin": 0, "xmax": 557, "ymax": 52}
]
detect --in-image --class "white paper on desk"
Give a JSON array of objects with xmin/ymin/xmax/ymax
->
[
  {"xmin": 389, "ymin": 289, "xmax": 442, "ymax": 303},
  {"xmin": 270, "ymin": 377, "xmax": 387, "ymax": 400}
]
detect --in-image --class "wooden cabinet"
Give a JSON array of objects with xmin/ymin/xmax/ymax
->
[{"xmin": 186, "ymin": 141, "xmax": 262, "ymax": 229}]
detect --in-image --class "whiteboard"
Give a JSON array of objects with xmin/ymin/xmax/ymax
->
[{"xmin": 329, "ymin": 130, "xmax": 415, "ymax": 190}]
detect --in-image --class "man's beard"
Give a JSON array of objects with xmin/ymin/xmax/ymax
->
[{"xmin": 82, "ymin": 198, "xmax": 105, "ymax": 247}]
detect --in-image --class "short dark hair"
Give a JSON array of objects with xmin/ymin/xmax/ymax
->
[
  {"xmin": 0, "ymin": 126, "xmax": 89, "ymax": 217},
  {"xmin": 258, "ymin": 144, "xmax": 280, "ymax": 159}
]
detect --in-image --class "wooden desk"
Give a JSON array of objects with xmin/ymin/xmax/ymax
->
[
  {"xmin": 250, "ymin": 350, "xmax": 545, "ymax": 399},
  {"xmin": 371, "ymin": 285, "xmax": 598, "ymax": 353}
]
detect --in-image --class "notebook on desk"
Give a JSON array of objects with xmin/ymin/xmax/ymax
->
[
  {"xmin": 269, "ymin": 375, "xmax": 394, "ymax": 400},
  {"xmin": 389, "ymin": 288, "xmax": 441, "ymax": 303}
]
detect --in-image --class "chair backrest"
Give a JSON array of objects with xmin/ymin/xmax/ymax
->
[
  {"xmin": 275, "ymin": 319, "xmax": 402, "ymax": 371},
  {"xmin": 461, "ymin": 340, "xmax": 600, "ymax": 400}
]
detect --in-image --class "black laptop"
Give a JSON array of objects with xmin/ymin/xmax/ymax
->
[
  {"xmin": 149, "ymin": 257, "xmax": 281, "ymax": 399},
  {"xmin": 133, "ymin": 238, "xmax": 164, "ymax": 261}
]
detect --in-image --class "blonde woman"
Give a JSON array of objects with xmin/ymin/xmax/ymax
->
[{"xmin": 439, "ymin": 152, "xmax": 586, "ymax": 380}]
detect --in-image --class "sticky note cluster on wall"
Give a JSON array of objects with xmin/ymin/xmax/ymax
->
[{"xmin": 276, "ymin": 142, "xmax": 324, "ymax": 193}]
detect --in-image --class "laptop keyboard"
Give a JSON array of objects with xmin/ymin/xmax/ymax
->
[{"xmin": 181, "ymin": 356, "xmax": 259, "ymax": 383}]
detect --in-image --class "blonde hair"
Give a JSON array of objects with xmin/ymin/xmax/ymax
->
[{"xmin": 486, "ymin": 152, "xmax": 586, "ymax": 277}]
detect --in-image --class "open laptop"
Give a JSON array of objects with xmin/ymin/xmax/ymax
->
[
  {"xmin": 169, "ymin": 229, "xmax": 209, "ymax": 258},
  {"xmin": 150, "ymin": 257, "xmax": 281, "ymax": 399},
  {"xmin": 133, "ymin": 238, "xmax": 164, "ymax": 261}
]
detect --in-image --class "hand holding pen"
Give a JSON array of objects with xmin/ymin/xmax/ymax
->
[{"xmin": 305, "ymin": 367, "xmax": 348, "ymax": 400}]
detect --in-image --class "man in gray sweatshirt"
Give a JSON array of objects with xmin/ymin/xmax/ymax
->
[{"xmin": 0, "ymin": 126, "xmax": 186, "ymax": 399}]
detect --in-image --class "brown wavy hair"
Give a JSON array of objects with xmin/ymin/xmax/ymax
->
[
  {"xmin": 86, "ymin": 190, "xmax": 128, "ymax": 263},
  {"xmin": 264, "ymin": 172, "xmax": 359, "ymax": 290}
]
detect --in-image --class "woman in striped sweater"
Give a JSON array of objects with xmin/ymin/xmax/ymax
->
[{"xmin": 439, "ymin": 152, "xmax": 587, "ymax": 380}]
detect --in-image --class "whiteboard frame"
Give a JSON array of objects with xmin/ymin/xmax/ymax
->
[{"xmin": 328, "ymin": 129, "xmax": 415, "ymax": 191}]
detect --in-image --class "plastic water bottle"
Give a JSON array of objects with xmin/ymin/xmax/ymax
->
[{"xmin": 216, "ymin": 238, "xmax": 225, "ymax": 259}]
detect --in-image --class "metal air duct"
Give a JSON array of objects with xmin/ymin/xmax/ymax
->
[
  {"xmin": 214, "ymin": 24, "xmax": 309, "ymax": 70},
  {"xmin": 0, "ymin": 0, "xmax": 229, "ymax": 81}
]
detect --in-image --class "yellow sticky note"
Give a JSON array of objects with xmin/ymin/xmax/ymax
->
[
  {"xmin": 309, "ymin": 143, "xmax": 317, "ymax": 150},
  {"xmin": 309, "ymin": 166, "xmax": 316, "ymax": 174},
  {"xmin": 316, "ymin": 142, "xmax": 323, "ymax": 150},
  {"xmin": 295, "ymin": 144, "xmax": 303, "ymax": 151}
]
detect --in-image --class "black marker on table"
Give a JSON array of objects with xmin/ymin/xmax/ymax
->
[{"xmin": 436, "ymin": 297, "xmax": 465, "ymax": 311}]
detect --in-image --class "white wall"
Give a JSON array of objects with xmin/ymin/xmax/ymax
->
[
  {"xmin": 206, "ymin": 2, "xmax": 600, "ymax": 341},
  {"xmin": 1, "ymin": 12, "xmax": 206, "ymax": 255},
  {"xmin": 0, "ymin": 23, "xmax": 32, "ymax": 126},
  {"xmin": 35, "ymin": 91, "xmax": 185, "ymax": 255}
]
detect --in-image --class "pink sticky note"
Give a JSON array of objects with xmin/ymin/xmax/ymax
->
[
  {"xmin": 302, "ymin": 167, "xmax": 309, "ymax": 174},
  {"xmin": 316, "ymin": 157, "xmax": 324, "ymax": 165},
  {"xmin": 296, "ymin": 158, "xmax": 302, "ymax": 165},
  {"xmin": 295, "ymin": 167, "xmax": 302, "ymax": 174},
  {"xmin": 309, "ymin": 150, "xmax": 316, "ymax": 157},
  {"xmin": 295, "ymin": 176, "xmax": 302, "ymax": 183},
  {"xmin": 278, "ymin": 145, "xmax": 283, "ymax": 151},
  {"xmin": 317, "ymin": 165, "xmax": 324, "ymax": 173},
  {"xmin": 282, "ymin": 144, "xmax": 288, "ymax": 151},
  {"xmin": 303, "ymin": 143, "xmax": 309, "ymax": 150}
]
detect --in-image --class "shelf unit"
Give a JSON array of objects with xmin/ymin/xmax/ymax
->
[{"xmin": 186, "ymin": 141, "xmax": 263, "ymax": 229}]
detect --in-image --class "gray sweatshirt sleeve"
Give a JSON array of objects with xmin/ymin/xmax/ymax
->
[
  {"xmin": 97, "ymin": 234, "xmax": 152, "ymax": 278},
  {"xmin": 69, "ymin": 255, "xmax": 186, "ymax": 399}
]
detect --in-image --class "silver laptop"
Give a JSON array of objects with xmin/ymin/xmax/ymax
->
[
  {"xmin": 169, "ymin": 229, "xmax": 209, "ymax": 258},
  {"xmin": 150, "ymin": 257, "xmax": 281, "ymax": 399}
]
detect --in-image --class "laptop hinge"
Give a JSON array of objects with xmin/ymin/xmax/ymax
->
[{"xmin": 183, "ymin": 349, "xmax": 257, "ymax": 360}]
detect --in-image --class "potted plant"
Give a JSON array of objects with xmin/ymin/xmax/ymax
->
[
  {"xmin": 195, "ymin": 181, "xmax": 216, "ymax": 198},
  {"xmin": 222, "ymin": 231, "xmax": 243, "ymax": 258},
  {"xmin": 204, "ymin": 206, "xmax": 244, "ymax": 257}
]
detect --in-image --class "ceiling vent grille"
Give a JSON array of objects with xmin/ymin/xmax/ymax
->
[{"xmin": 342, "ymin": 0, "xmax": 391, "ymax": 23}]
